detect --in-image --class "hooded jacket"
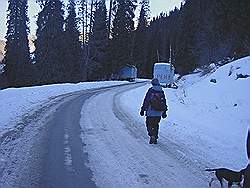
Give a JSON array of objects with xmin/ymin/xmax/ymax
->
[{"xmin": 141, "ymin": 85, "xmax": 167, "ymax": 117}]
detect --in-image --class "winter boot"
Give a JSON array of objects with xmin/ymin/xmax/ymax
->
[
  {"xmin": 149, "ymin": 136, "xmax": 156, "ymax": 144},
  {"xmin": 153, "ymin": 139, "xmax": 157, "ymax": 144}
]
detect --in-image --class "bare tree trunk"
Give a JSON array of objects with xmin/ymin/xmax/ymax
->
[
  {"xmin": 78, "ymin": 0, "xmax": 85, "ymax": 46},
  {"xmin": 85, "ymin": 0, "xmax": 88, "ymax": 42},
  {"xmin": 108, "ymin": 0, "xmax": 113, "ymax": 38},
  {"xmin": 89, "ymin": 0, "xmax": 94, "ymax": 34}
]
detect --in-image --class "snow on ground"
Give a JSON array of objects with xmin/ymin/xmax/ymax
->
[
  {"xmin": 1, "ymin": 56, "xmax": 249, "ymax": 187},
  {"xmin": 0, "ymin": 81, "xmax": 128, "ymax": 137},
  {"xmin": 120, "ymin": 56, "xmax": 250, "ymax": 170},
  {"xmin": 80, "ymin": 84, "xmax": 207, "ymax": 188}
]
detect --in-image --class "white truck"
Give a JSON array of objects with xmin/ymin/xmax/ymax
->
[{"xmin": 153, "ymin": 62, "xmax": 177, "ymax": 88}]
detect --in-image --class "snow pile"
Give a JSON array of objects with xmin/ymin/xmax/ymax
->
[
  {"xmin": 0, "ymin": 81, "xmax": 127, "ymax": 134},
  {"xmin": 120, "ymin": 56, "xmax": 250, "ymax": 170}
]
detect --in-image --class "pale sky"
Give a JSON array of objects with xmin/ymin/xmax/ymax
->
[{"xmin": 0, "ymin": 0, "xmax": 183, "ymax": 40}]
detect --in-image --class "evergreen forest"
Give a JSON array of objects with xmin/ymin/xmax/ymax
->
[{"xmin": 1, "ymin": 0, "xmax": 249, "ymax": 88}]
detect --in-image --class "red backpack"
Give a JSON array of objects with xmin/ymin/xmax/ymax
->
[{"xmin": 150, "ymin": 92, "xmax": 167, "ymax": 111}]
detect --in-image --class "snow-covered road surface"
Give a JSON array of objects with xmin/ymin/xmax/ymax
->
[
  {"xmin": 0, "ymin": 88, "xmax": 99, "ymax": 188},
  {"xmin": 81, "ymin": 83, "xmax": 208, "ymax": 188},
  {"xmin": 0, "ymin": 84, "xmax": 139, "ymax": 188},
  {"xmin": 1, "ymin": 58, "xmax": 249, "ymax": 187},
  {"xmin": 38, "ymin": 92, "xmax": 97, "ymax": 188},
  {"xmin": 1, "ymin": 56, "xmax": 249, "ymax": 188}
]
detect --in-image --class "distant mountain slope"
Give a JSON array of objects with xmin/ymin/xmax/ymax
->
[{"xmin": 0, "ymin": 37, "xmax": 35, "ymax": 63}]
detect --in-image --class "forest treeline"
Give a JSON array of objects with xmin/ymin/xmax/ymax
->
[{"xmin": 0, "ymin": 0, "xmax": 249, "ymax": 88}]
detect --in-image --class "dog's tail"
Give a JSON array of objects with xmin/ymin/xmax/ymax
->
[{"xmin": 205, "ymin": 168, "xmax": 217, "ymax": 172}]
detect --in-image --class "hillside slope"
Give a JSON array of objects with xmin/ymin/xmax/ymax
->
[{"xmin": 120, "ymin": 56, "xmax": 250, "ymax": 171}]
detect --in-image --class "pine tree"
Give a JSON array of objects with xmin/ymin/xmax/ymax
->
[
  {"xmin": 239, "ymin": 0, "xmax": 250, "ymax": 56},
  {"xmin": 110, "ymin": 0, "xmax": 137, "ymax": 75},
  {"xmin": 88, "ymin": 0, "xmax": 109, "ymax": 80},
  {"xmin": 226, "ymin": 0, "xmax": 250, "ymax": 57},
  {"xmin": 168, "ymin": 8, "xmax": 180, "ymax": 66},
  {"xmin": 4, "ymin": 0, "xmax": 31, "ymax": 87},
  {"xmin": 146, "ymin": 14, "xmax": 170, "ymax": 77},
  {"xmin": 35, "ymin": 0, "xmax": 65, "ymax": 84},
  {"xmin": 189, "ymin": 0, "xmax": 211, "ymax": 66},
  {"xmin": 146, "ymin": 18, "xmax": 161, "ymax": 77},
  {"xmin": 133, "ymin": 0, "xmax": 149, "ymax": 78},
  {"xmin": 175, "ymin": 0, "xmax": 198, "ymax": 74},
  {"xmin": 208, "ymin": 0, "xmax": 236, "ymax": 61},
  {"xmin": 129, "ymin": 0, "xmax": 250, "ymax": 77},
  {"xmin": 64, "ymin": 0, "xmax": 82, "ymax": 82}
]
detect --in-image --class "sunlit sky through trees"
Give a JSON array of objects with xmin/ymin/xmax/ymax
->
[{"xmin": 0, "ymin": 0, "xmax": 183, "ymax": 40}]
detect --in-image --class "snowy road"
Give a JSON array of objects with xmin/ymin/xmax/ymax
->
[
  {"xmin": 0, "ymin": 87, "xmax": 103, "ymax": 188},
  {"xmin": 81, "ymin": 83, "xmax": 208, "ymax": 188},
  {"xmin": 2, "ymin": 57, "xmax": 250, "ymax": 188},
  {"xmin": 1, "ymin": 82, "xmax": 210, "ymax": 188},
  {"xmin": 38, "ymin": 92, "xmax": 97, "ymax": 188},
  {"xmin": 0, "ymin": 84, "xmax": 131, "ymax": 188}
]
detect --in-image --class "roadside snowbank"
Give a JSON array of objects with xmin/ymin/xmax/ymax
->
[
  {"xmin": 0, "ymin": 81, "xmax": 128, "ymax": 135},
  {"xmin": 120, "ymin": 56, "xmax": 250, "ymax": 170}
]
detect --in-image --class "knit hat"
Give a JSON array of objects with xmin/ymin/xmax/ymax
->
[{"xmin": 151, "ymin": 78, "xmax": 160, "ymax": 86}]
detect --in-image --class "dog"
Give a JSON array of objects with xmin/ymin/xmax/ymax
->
[{"xmin": 205, "ymin": 168, "xmax": 244, "ymax": 187}]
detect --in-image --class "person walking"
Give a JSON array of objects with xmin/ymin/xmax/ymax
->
[{"xmin": 140, "ymin": 78, "xmax": 168, "ymax": 144}]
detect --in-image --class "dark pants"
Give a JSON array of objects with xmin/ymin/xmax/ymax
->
[
  {"xmin": 146, "ymin": 116, "xmax": 161, "ymax": 139},
  {"xmin": 244, "ymin": 164, "xmax": 250, "ymax": 188}
]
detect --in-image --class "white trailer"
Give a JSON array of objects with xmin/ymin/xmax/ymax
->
[{"xmin": 153, "ymin": 62, "xmax": 177, "ymax": 88}]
